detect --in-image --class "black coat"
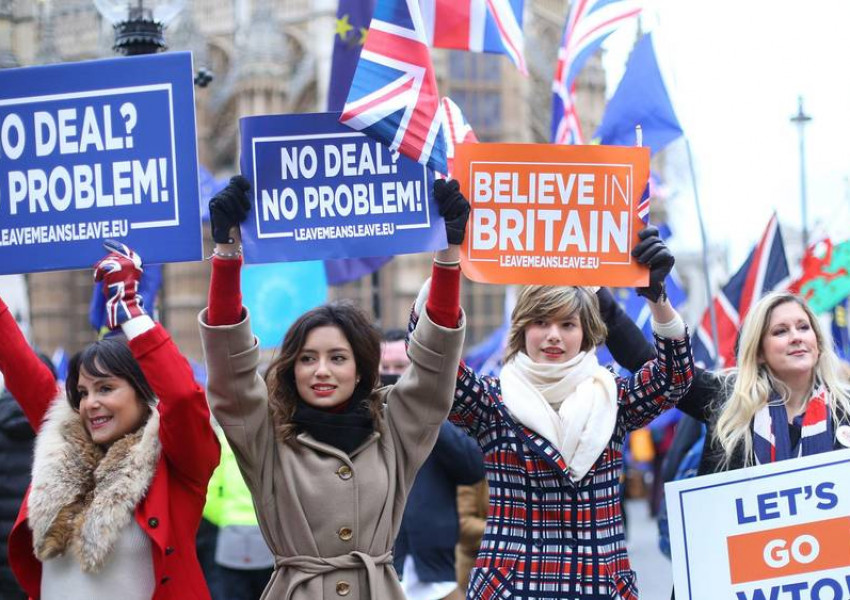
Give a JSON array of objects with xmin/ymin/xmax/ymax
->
[
  {"xmin": 0, "ymin": 390, "xmax": 35, "ymax": 595},
  {"xmin": 394, "ymin": 421, "xmax": 485, "ymax": 583}
]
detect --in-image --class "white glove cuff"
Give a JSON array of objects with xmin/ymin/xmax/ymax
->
[
  {"xmin": 651, "ymin": 313, "xmax": 686, "ymax": 339},
  {"xmin": 121, "ymin": 315, "xmax": 155, "ymax": 340}
]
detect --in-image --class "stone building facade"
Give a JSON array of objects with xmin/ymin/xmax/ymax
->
[{"xmin": 1, "ymin": 0, "xmax": 607, "ymax": 361}]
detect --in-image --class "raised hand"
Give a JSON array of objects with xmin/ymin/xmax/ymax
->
[
  {"xmin": 434, "ymin": 179, "xmax": 471, "ymax": 246},
  {"xmin": 209, "ymin": 175, "xmax": 251, "ymax": 244},
  {"xmin": 632, "ymin": 226, "xmax": 675, "ymax": 303},
  {"xmin": 94, "ymin": 239, "xmax": 146, "ymax": 330}
]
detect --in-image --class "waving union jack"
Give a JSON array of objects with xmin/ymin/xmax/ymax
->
[
  {"xmin": 340, "ymin": 0, "xmax": 448, "ymax": 173},
  {"xmin": 693, "ymin": 214, "xmax": 790, "ymax": 368},
  {"xmin": 439, "ymin": 96, "xmax": 478, "ymax": 178},
  {"xmin": 551, "ymin": 0, "xmax": 642, "ymax": 144},
  {"xmin": 419, "ymin": 0, "xmax": 526, "ymax": 73}
]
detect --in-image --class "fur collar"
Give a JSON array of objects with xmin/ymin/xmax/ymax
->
[{"xmin": 27, "ymin": 398, "xmax": 161, "ymax": 573}]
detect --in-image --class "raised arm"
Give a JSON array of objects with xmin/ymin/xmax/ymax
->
[
  {"xmin": 615, "ymin": 228, "xmax": 694, "ymax": 429},
  {"xmin": 94, "ymin": 240, "xmax": 220, "ymax": 489},
  {"xmin": 385, "ymin": 179, "xmax": 468, "ymax": 485},
  {"xmin": 205, "ymin": 175, "xmax": 251, "ymax": 328},
  {"xmin": 596, "ymin": 287, "xmax": 655, "ymax": 371},
  {"xmin": 0, "ymin": 297, "xmax": 59, "ymax": 429},
  {"xmin": 199, "ymin": 176, "xmax": 275, "ymax": 496},
  {"xmin": 404, "ymin": 181, "xmax": 496, "ymax": 439}
]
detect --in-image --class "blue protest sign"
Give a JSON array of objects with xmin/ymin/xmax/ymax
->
[
  {"xmin": 239, "ymin": 112, "xmax": 446, "ymax": 263},
  {"xmin": 0, "ymin": 52, "xmax": 202, "ymax": 274}
]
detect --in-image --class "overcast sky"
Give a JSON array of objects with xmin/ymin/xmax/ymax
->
[{"xmin": 602, "ymin": 1, "xmax": 850, "ymax": 268}]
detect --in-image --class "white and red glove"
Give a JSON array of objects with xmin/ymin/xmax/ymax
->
[{"xmin": 94, "ymin": 239, "xmax": 146, "ymax": 330}]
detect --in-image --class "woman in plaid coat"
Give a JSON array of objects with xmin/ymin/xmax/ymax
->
[{"xmin": 445, "ymin": 229, "xmax": 694, "ymax": 600}]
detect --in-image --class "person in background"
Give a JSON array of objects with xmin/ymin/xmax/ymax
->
[
  {"xmin": 0, "ymin": 353, "xmax": 56, "ymax": 600},
  {"xmin": 454, "ymin": 479, "xmax": 488, "ymax": 593},
  {"xmin": 394, "ymin": 420, "xmax": 484, "ymax": 600},
  {"xmin": 203, "ymin": 428, "xmax": 274, "ymax": 600},
  {"xmin": 380, "ymin": 329, "xmax": 410, "ymax": 386},
  {"xmin": 382, "ymin": 324, "xmax": 486, "ymax": 600}
]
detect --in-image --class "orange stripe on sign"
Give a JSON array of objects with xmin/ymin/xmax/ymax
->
[{"xmin": 727, "ymin": 516, "xmax": 850, "ymax": 584}]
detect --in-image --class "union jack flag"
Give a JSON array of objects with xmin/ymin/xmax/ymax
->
[
  {"xmin": 551, "ymin": 0, "xmax": 642, "ymax": 144},
  {"xmin": 439, "ymin": 96, "xmax": 478, "ymax": 178},
  {"xmin": 341, "ymin": 0, "xmax": 448, "ymax": 173},
  {"xmin": 637, "ymin": 182, "xmax": 650, "ymax": 223},
  {"xmin": 692, "ymin": 214, "xmax": 791, "ymax": 368},
  {"xmin": 419, "ymin": 0, "xmax": 526, "ymax": 73}
]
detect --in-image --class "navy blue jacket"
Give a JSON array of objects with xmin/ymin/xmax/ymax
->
[{"xmin": 394, "ymin": 421, "xmax": 485, "ymax": 583}]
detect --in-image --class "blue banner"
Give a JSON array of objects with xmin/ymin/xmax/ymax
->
[
  {"xmin": 239, "ymin": 112, "xmax": 446, "ymax": 264},
  {"xmin": 0, "ymin": 52, "xmax": 202, "ymax": 274}
]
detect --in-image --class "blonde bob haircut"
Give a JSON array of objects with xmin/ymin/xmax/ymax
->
[
  {"xmin": 505, "ymin": 286, "xmax": 607, "ymax": 363},
  {"xmin": 714, "ymin": 291, "xmax": 850, "ymax": 468}
]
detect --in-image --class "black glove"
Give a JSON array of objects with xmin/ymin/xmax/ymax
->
[
  {"xmin": 433, "ymin": 179, "xmax": 470, "ymax": 245},
  {"xmin": 632, "ymin": 226, "xmax": 675, "ymax": 302},
  {"xmin": 209, "ymin": 175, "xmax": 251, "ymax": 244}
]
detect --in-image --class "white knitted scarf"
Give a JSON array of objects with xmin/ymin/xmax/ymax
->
[{"xmin": 500, "ymin": 349, "xmax": 618, "ymax": 481}]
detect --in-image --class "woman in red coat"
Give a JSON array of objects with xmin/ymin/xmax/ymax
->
[{"xmin": 2, "ymin": 241, "xmax": 220, "ymax": 600}]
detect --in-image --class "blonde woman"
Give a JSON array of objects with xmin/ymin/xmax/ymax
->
[{"xmin": 691, "ymin": 291, "xmax": 850, "ymax": 473}]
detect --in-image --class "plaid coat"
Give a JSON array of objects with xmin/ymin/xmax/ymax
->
[{"xmin": 451, "ymin": 334, "xmax": 693, "ymax": 600}]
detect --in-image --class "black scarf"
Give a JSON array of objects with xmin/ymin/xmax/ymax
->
[{"xmin": 291, "ymin": 387, "xmax": 375, "ymax": 454}]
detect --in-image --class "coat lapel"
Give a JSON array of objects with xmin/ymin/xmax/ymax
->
[
  {"xmin": 27, "ymin": 399, "xmax": 161, "ymax": 573},
  {"xmin": 295, "ymin": 431, "xmax": 380, "ymax": 460}
]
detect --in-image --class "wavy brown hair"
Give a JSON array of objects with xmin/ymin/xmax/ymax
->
[{"xmin": 265, "ymin": 300, "xmax": 383, "ymax": 443}]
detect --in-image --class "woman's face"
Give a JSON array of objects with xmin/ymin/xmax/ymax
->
[
  {"xmin": 523, "ymin": 312, "xmax": 584, "ymax": 364},
  {"xmin": 77, "ymin": 367, "xmax": 148, "ymax": 447},
  {"xmin": 760, "ymin": 301, "xmax": 819, "ymax": 384},
  {"xmin": 295, "ymin": 325, "xmax": 359, "ymax": 409}
]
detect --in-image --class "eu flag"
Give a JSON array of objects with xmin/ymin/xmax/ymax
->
[
  {"xmin": 328, "ymin": 0, "xmax": 375, "ymax": 111},
  {"xmin": 595, "ymin": 33, "xmax": 682, "ymax": 155}
]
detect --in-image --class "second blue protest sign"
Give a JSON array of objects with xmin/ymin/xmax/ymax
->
[
  {"xmin": 239, "ymin": 112, "xmax": 447, "ymax": 263},
  {"xmin": 0, "ymin": 52, "xmax": 202, "ymax": 275}
]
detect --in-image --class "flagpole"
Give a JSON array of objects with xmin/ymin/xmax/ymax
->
[{"xmin": 685, "ymin": 138, "xmax": 721, "ymax": 368}]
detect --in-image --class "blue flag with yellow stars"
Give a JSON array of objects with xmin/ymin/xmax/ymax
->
[
  {"xmin": 328, "ymin": 0, "xmax": 375, "ymax": 111},
  {"xmin": 325, "ymin": 0, "xmax": 392, "ymax": 284}
]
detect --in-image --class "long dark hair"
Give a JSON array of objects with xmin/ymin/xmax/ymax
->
[
  {"xmin": 265, "ymin": 300, "xmax": 382, "ymax": 443},
  {"xmin": 65, "ymin": 339, "xmax": 156, "ymax": 410}
]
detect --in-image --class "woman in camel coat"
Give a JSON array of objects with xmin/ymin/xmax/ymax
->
[{"xmin": 198, "ymin": 176, "xmax": 469, "ymax": 599}]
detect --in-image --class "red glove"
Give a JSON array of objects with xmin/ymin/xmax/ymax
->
[{"xmin": 94, "ymin": 239, "xmax": 146, "ymax": 330}]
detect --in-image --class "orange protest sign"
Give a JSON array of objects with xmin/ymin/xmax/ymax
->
[
  {"xmin": 455, "ymin": 143, "xmax": 651, "ymax": 286},
  {"xmin": 726, "ymin": 516, "xmax": 850, "ymax": 584}
]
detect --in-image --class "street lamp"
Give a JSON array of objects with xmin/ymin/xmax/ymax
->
[
  {"xmin": 94, "ymin": 0, "xmax": 186, "ymax": 56},
  {"xmin": 790, "ymin": 95, "xmax": 812, "ymax": 249}
]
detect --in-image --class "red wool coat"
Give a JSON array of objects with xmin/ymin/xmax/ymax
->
[{"xmin": 0, "ymin": 301, "xmax": 220, "ymax": 600}]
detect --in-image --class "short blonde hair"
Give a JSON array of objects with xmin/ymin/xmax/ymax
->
[{"xmin": 505, "ymin": 286, "xmax": 606, "ymax": 362}]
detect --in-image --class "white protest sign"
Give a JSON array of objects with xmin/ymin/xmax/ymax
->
[{"xmin": 666, "ymin": 448, "xmax": 850, "ymax": 600}]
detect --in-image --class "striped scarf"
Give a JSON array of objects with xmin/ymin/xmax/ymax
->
[{"xmin": 753, "ymin": 386, "xmax": 833, "ymax": 464}]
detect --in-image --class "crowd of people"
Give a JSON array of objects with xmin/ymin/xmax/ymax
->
[{"xmin": 0, "ymin": 175, "xmax": 845, "ymax": 599}]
